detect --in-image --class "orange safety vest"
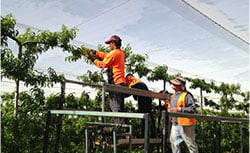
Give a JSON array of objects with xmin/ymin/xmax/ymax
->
[
  {"xmin": 94, "ymin": 49, "xmax": 126, "ymax": 84},
  {"xmin": 174, "ymin": 91, "xmax": 196, "ymax": 126}
]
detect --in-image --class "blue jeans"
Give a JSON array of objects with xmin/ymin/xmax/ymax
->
[{"xmin": 170, "ymin": 125, "xmax": 198, "ymax": 153}]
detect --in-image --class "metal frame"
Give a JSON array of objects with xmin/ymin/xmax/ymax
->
[
  {"xmin": 43, "ymin": 79, "xmax": 249, "ymax": 153},
  {"xmin": 84, "ymin": 122, "xmax": 132, "ymax": 153},
  {"xmin": 47, "ymin": 110, "xmax": 149, "ymax": 153},
  {"xmin": 161, "ymin": 111, "xmax": 249, "ymax": 153}
]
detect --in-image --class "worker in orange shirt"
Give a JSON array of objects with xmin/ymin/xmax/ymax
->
[
  {"xmin": 86, "ymin": 35, "xmax": 127, "ymax": 124},
  {"xmin": 125, "ymin": 74, "xmax": 155, "ymax": 137}
]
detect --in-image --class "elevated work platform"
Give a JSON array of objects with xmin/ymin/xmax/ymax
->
[{"xmin": 43, "ymin": 79, "xmax": 249, "ymax": 153}]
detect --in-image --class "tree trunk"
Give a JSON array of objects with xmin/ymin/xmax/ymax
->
[
  {"xmin": 163, "ymin": 80, "xmax": 166, "ymax": 91},
  {"xmin": 54, "ymin": 81, "xmax": 65, "ymax": 153},
  {"xmin": 14, "ymin": 79, "xmax": 19, "ymax": 117},
  {"xmin": 14, "ymin": 79, "xmax": 20, "ymax": 152}
]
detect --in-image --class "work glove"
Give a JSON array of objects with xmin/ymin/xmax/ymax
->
[
  {"xmin": 86, "ymin": 54, "xmax": 95, "ymax": 62},
  {"xmin": 89, "ymin": 49, "xmax": 96, "ymax": 54}
]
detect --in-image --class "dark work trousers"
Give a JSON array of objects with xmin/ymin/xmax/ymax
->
[
  {"xmin": 132, "ymin": 82, "xmax": 156, "ymax": 138},
  {"xmin": 109, "ymin": 83, "xmax": 128, "ymax": 124}
]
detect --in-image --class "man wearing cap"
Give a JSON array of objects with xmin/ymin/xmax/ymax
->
[
  {"xmin": 86, "ymin": 35, "xmax": 127, "ymax": 124},
  {"xmin": 169, "ymin": 77, "xmax": 198, "ymax": 153}
]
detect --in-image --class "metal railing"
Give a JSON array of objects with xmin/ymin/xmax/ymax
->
[
  {"xmin": 43, "ymin": 79, "xmax": 249, "ymax": 153},
  {"xmin": 50, "ymin": 110, "xmax": 147, "ymax": 153},
  {"xmin": 43, "ymin": 79, "xmax": 166, "ymax": 153},
  {"xmin": 161, "ymin": 111, "xmax": 249, "ymax": 153},
  {"xmin": 65, "ymin": 79, "xmax": 167, "ymax": 112}
]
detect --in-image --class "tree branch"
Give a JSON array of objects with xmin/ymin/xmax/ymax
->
[
  {"xmin": 21, "ymin": 40, "xmax": 48, "ymax": 46},
  {"xmin": 7, "ymin": 34, "xmax": 21, "ymax": 46}
]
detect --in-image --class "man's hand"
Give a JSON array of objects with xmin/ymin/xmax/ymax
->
[
  {"xmin": 86, "ymin": 54, "xmax": 95, "ymax": 62},
  {"xmin": 170, "ymin": 107, "xmax": 179, "ymax": 112}
]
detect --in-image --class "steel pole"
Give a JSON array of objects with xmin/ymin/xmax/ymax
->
[
  {"xmin": 102, "ymin": 84, "xmax": 105, "ymax": 112},
  {"xmin": 144, "ymin": 113, "xmax": 149, "ymax": 153},
  {"xmin": 240, "ymin": 123, "xmax": 243, "ymax": 153},
  {"xmin": 162, "ymin": 111, "xmax": 167, "ymax": 153}
]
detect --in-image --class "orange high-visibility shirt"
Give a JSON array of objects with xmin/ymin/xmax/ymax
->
[
  {"xmin": 94, "ymin": 49, "xmax": 126, "ymax": 84},
  {"xmin": 125, "ymin": 75, "xmax": 143, "ymax": 88}
]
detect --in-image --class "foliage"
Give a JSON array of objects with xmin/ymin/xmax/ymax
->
[
  {"xmin": 215, "ymin": 83, "xmax": 241, "ymax": 111},
  {"xmin": 1, "ymin": 92, "xmax": 46, "ymax": 153},
  {"xmin": 1, "ymin": 14, "xmax": 249, "ymax": 153},
  {"xmin": 77, "ymin": 70, "xmax": 105, "ymax": 84},
  {"xmin": 64, "ymin": 45, "xmax": 90, "ymax": 62},
  {"xmin": 1, "ymin": 14, "xmax": 75, "ymax": 85},
  {"xmin": 147, "ymin": 65, "xmax": 168, "ymax": 82},
  {"xmin": 1, "ymin": 14, "xmax": 19, "ymax": 46},
  {"xmin": 147, "ymin": 65, "xmax": 169, "ymax": 90},
  {"xmin": 122, "ymin": 44, "xmax": 133, "ymax": 60},
  {"xmin": 235, "ymin": 91, "xmax": 250, "ymax": 113},
  {"xmin": 126, "ymin": 53, "xmax": 151, "ymax": 78},
  {"xmin": 195, "ymin": 110, "xmax": 249, "ymax": 153},
  {"xmin": 189, "ymin": 78, "xmax": 212, "ymax": 93},
  {"xmin": 1, "ymin": 13, "xmax": 77, "ymax": 122},
  {"xmin": 1, "ymin": 13, "xmax": 78, "ymax": 153}
]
